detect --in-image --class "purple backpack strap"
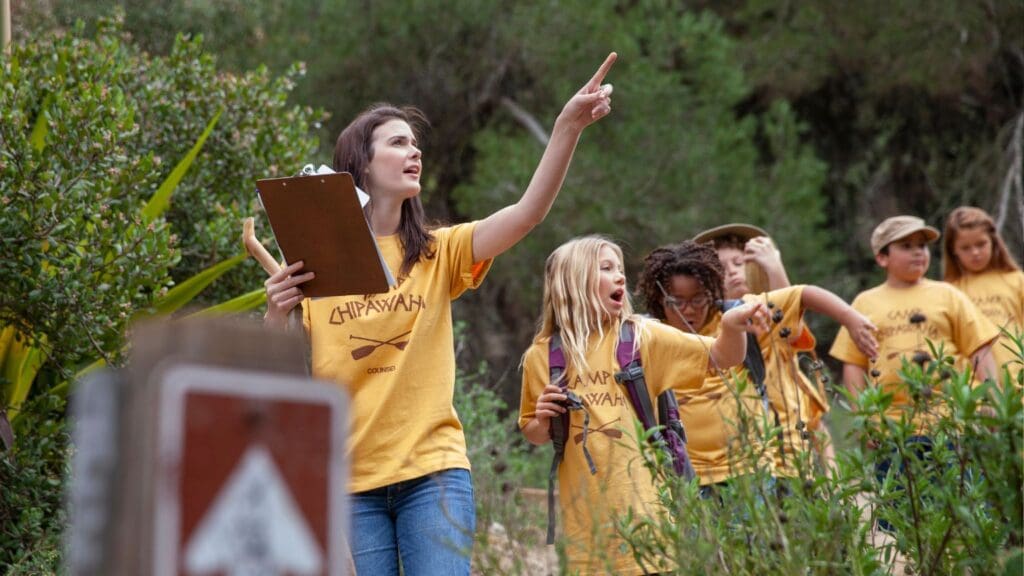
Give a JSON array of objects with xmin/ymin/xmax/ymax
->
[
  {"xmin": 615, "ymin": 321, "xmax": 657, "ymax": 431},
  {"xmin": 546, "ymin": 334, "xmax": 568, "ymax": 545},
  {"xmin": 615, "ymin": 320, "xmax": 696, "ymax": 479}
]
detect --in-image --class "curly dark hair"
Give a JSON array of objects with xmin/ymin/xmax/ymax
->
[{"xmin": 636, "ymin": 241, "xmax": 725, "ymax": 320}]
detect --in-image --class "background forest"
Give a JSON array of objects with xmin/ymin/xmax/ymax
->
[
  {"xmin": 1, "ymin": 0, "xmax": 1022, "ymax": 572},
  {"xmin": 11, "ymin": 0, "xmax": 1022, "ymax": 386}
]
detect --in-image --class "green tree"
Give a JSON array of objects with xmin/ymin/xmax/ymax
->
[
  {"xmin": 453, "ymin": 3, "xmax": 833, "ymax": 367},
  {"xmin": 697, "ymin": 0, "xmax": 1024, "ymax": 289},
  {"xmin": 0, "ymin": 15, "xmax": 319, "ymax": 567}
]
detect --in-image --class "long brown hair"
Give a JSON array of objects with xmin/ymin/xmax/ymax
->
[
  {"xmin": 333, "ymin": 103, "xmax": 435, "ymax": 277},
  {"xmin": 942, "ymin": 206, "xmax": 1020, "ymax": 281}
]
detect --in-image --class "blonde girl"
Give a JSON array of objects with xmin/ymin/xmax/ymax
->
[
  {"xmin": 518, "ymin": 235, "xmax": 765, "ymax": 575},
  {"xmin": 943, "ymin": 206, "xmax": 1024, "ymax": 381}
]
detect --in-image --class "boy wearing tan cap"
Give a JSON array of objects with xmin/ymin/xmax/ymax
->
[{"xmin": 830, "ymin": 215, "xmax": 999, "ymax": 429}]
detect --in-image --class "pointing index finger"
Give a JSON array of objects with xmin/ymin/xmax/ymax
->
[{"xmin": 586, "ymin": 52, "xmax": 618, "ymax": 90}]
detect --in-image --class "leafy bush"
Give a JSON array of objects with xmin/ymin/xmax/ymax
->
[
  {"xmin": 0, "ymin": 394, "xmax": 68, "ymax": 574},
  {"xmin": 452, "ymin": 322, "xmax": 552, "ymax": 574},
  {"xmin": 0, "ymin": 14, "xmax": 320, "ymax": 377},
  {"xmin": 615, "ymin": 342, "xmax": 1023, "ymax": 575},
  {"xmin": 0, "ymin": 19, "xmax": 176, "ymax": 373},
  {"xmin": 0, "ymin": 14, "xmax": 320, "ymax": 568}
]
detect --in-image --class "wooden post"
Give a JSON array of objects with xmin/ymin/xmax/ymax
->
[{"xmin": 67, "ymin": 316, "xmax": 353, "ymax": 575}]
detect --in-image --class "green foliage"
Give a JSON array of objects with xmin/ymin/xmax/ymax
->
[
  {"xmin": 0, "ymin": 394, "xmax": 68, "ymax": 574},
  {"xmin": 0, "ymin": 14, "xmax": 319, "ymax": 567},
  {"xmin": 703, "ymin": 0, "xmax": 1024, "ymax": 285},
  {"xmin": 455, "ymin": 5, "xmax": 833, "ymax": 321},
  {"xmin": 614, "ymin": 343, "xmax": 1024, "ymax": 575},
  {"xmin": 452, "ymin": 322, "xmax": 551, "ymax": 573},
  {"xmin": 0, "ymin": 19, "xmax": 176, "ymax": 373},
  {"xmin": 1, "ymin": 14, "xmax": 318, "ymax": 376}
]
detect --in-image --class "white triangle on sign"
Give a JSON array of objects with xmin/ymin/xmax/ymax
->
[{"xmin": 183, "ymin": 445, "xmax": 323, "ymax": 575}]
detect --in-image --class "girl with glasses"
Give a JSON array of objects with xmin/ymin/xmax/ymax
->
[{"xmin": 636, "ymin": 240, "xmax": 877, "ymax": 491}]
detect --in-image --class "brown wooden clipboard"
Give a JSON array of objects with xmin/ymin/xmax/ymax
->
[{"xmin": 256, "ymin": 172, "xmax": 394, "ymax": 297}]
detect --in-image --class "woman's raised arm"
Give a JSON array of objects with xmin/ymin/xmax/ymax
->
[{"xmin": 472, "ymin": 52, "xmax": 617, "ymax": 263}]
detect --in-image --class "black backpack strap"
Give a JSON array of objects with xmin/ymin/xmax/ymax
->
[
  {"xmin": 545, "ymin": 332, "xmax": 595, "ymax": 544},
  {"xmin": 719, "ymin": 300, "xmax": 770, "ymax": 412},
  {"xmin": 546, "ymin": 333, "xmax": 568, "ymax": 545}
]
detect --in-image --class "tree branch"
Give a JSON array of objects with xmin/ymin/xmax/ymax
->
[
  {"xmin": 995, "ymin": 110, "xmax": 1022, "ymax": 233},
  {"xmin": 500, "ymin": 97, "xmax": 549, "ymax": 147}
]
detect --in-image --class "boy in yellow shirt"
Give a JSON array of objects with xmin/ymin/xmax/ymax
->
[
  {"xmin": 692, "ymin": 224, "xmax": 848, "ymax": 478},
  {"xmin": 830, "ymin": 215, "xmax": 999, "ymax": 427}
]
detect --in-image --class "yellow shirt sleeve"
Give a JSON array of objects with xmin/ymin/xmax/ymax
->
[
  {"xmin": 640, "ymin": 320, "xmax": 714, "ymax": 396},
  {"xmin": 518, "ymin": 343, "xmax": 548, "ymax": 429},
  {"xmin": 437, "ymin": 223, "xmax": 493, "ymax": 298}
]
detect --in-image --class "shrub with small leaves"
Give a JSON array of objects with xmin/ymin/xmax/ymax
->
[
  {"xmin": 0, "ymin": 13, "xmax": 320, "ymax": 375},
  {"xmin": 0, "ymin": 394, "xmax": 69, "ymax": 573},
  {"xmin": 614, "ymin": 340, "xmax": 1023, "ymax": 575}
]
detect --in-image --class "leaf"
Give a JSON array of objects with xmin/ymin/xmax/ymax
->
[
  {"xmin": 142, "ymin": 252, "xmax": 247, "ymax": 318},
  {"xmin": 47, "ymin": 285, "xmax": 264, "ymax": 402},
  {"xmin": 3, "ymin": 335, "xmax": 46, "ymax": 419},
  {"xmin": 141, "ymin": 108, "xmax": 224, "ymax": 223},
  {"xmin": 186, "ymin": 288, "xmax": 267, "ymax": 318},
  {"xmin": 0, "ymin": 325, "xmax": 16, "ymax": 366},
  {"xmin": 29, "ymin": 94, "xmax": 55, "ymax": 153}
]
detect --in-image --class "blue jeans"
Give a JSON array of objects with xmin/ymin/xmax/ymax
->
[{"xmin": 351, "ymin": 468, "xmax": 475, "ymax": 576}]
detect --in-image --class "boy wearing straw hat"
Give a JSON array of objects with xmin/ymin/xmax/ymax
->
[{"xmin": 693, "ymin": 223, "xmax": 847, "ymax": 478}]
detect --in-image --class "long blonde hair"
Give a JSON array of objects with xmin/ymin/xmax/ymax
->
[{"xmin": 531, "ymin": 236, "xmax": 642, "ymax": 374}]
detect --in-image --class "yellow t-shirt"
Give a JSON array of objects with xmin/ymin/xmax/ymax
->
[
  {"xmin": 787, "ymin": 326, "xmax": 831, "ymax": 433},
  {"xmin": 951, "ymin": 270, "xmax": 1024, "ymax": 381},
  {"xmin": 518, "ymin": 319, "xmax": 712, "ymax": 576},
  {"xmin": 303, "ymin": 223, "xmax": 492, "ymax": 493},
  {"xmin": 679, "ymin": 286, "xmax": 808, "ymax": 483},
  {"xmin": 763, "ymin": 317, "xmax": 827, "ymax": 478},
  {"xmin": 829, "ymin": 279, "xmax": 999, "ymax": 429}
]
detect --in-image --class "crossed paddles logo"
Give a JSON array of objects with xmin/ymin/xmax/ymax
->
[
  {"xmin": 349, "ymin": 331, "xmax": 412, "ymax": 360},
  {"xmin": 571, "ymin": 418, "xmax": 622, "ymax": 445}
]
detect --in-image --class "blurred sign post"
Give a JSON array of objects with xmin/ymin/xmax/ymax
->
[{"xmin": 66, "ymin": 318, "xmax": 351, "ymax": 576}]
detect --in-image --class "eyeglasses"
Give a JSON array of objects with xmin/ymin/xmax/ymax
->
[{"xmin": 663, "ymin": 294, "xmax": 710, "ymax": 311}]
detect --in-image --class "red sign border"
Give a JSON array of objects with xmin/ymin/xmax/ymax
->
[{"xmin": 152, "ymin": 363, "xmax": 348, "ymax": 576}]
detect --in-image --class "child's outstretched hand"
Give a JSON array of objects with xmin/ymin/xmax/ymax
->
[
  {"xmin": 843, "ymin": 311, "xmax": 879, "ymax": 361},
  {"xmin": 721, "ymin": 301, "xmax": 770, "ymax": 334},
  {"xmin": 557, "ymin": 52, "xmax": 617, "ymax": 132}
]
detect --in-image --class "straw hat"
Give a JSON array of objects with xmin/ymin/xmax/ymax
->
[{"xmin": 692, "ymin": 223, "xmax": 768, "ymax": 244}]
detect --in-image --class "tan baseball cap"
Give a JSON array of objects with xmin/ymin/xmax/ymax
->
[
  {"xmin": 692, "ymin": 223, "xmax": 768, "ymax": 244},
  {"xmin": 870, "ymin": 215, "xmax": 940, "ymax": 254}
]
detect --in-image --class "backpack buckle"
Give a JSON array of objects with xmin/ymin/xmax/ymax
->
[{"xmin": 614, "ymin": 364, "xmax": 644, "ymax": 384}]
